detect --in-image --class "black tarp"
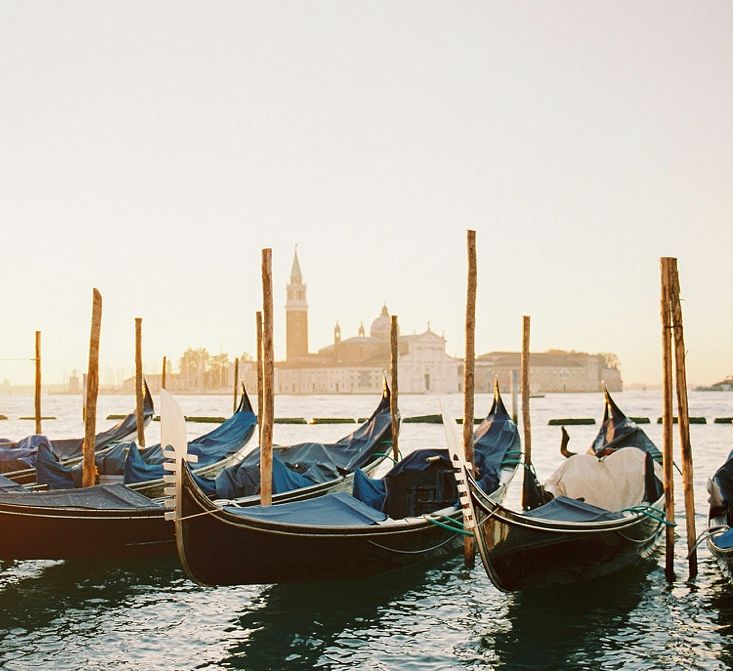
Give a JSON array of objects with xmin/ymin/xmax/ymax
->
[
  {"xmin": 590, "ymin": 389, "xmax": 661, "ymax": 462},
  {"xmin": 0, "ymin": 483, "xmax": 162, "ymax": 511}
]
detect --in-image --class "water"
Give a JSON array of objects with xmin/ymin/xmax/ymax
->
[{"xmin": 1, "ymin": 390, "xmax": 732, "ymax": 670}]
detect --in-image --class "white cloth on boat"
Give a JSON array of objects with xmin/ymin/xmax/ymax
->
[{"xmin": 544, "ymin": 447, "xmax": 661, "ymax": 511}]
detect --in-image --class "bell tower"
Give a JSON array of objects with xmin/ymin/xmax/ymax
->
[{"xmin": 286, "ymin": 246, "xmax": 309, "ymax": 360}]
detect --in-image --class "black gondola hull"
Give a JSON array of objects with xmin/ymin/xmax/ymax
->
[
  {"xmin": 707, "ymin": 509, "xmax": 733, "ymax": 584},
  {"xmin": 177, "ymin": 465, "xmax": 462, "ymax": 586},
  {"xmin": 470, "ymin": 482, "xmax": 663, "ymax": 592}
]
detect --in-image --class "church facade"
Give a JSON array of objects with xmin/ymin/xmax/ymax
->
[{"xmin": 274, "ymin": 250, "xmax": 462, "ymax": 394}]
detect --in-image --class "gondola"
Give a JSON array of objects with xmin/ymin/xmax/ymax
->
[
  {"xmin": 0, "ymin": 381, "xmax": 155, "ymax": 485},
  {"xmin": 449, "ymin": 389, "xmax": 667, "ymax": 592},
  {"xmin": 706, "ymin": 449, "xmax": 733, "ymax": 582},
  {"xmin": 0, "ymin": 386, "xmax": 392, "ymax": 560},
  {"xmin": 35, "ymin": 385, "xmax": 258, "ymax": 498},
  {"xmin": 170, "ymin": 384, "xmax": 521, "ymax": 586}
]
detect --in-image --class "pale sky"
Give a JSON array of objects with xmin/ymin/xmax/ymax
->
[{"xmin": 1, "ymin": 1, "xmax": 731, "ymax": 387}]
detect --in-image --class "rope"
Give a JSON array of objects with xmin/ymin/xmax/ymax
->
[
  {"xmin": 367, "ymin": 533, "xmax": 458, "ymax": 555},
  {"xmin": 373, "ymin": 451, "xmax": 401, "ymax": 465},
  {"xmin": 620, "ymin": 505, "xmax": 676, "ymax": 527},
  {"xmin": 687, "ymin": 524, "xmax": 730, "ymax": 559},
  {"xmin": 427, "ymin": 516, "xmax": 474, "ymax": 537}
]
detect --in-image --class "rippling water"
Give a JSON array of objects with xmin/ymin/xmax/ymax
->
[{"xmin": 1, "ymin": 390, "xmax": 732, "ymax": 670}]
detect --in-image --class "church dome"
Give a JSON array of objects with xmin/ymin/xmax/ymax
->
[{"xmin": 370, "ymin": 305, "xmax": 390, "ymax": 340}]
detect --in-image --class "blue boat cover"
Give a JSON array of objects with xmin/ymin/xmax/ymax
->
[
  {"xmin": 0, "ymin": 483, "xmax": 162, "ymax": 511},
  {"xmin": 123, "ymin": 395, "xmax": 256, "ymax": 484},
  {"xmin": 37, "ymin": 442, "xmax": 131, "ymax": 489},
  {"xmin": 0, "ymin": 434, "xmax": 48, "ymax": 473},
  {"xmin": 0, "ymin": 474, "xmax": 26, "ymax": 491},
  {"xmin": 713, "ymin": 527, "xmax": 733, "ymax": 549},
  {"xmin": 209, "ymin": 387, "xmax": 393, "ymax": 499},
  {"xmin": 224, "ymin": 491, "xmax": 388, "ymax": 527},
  {"xmin": 352, "ymin": 467, "xmax": 386, "ymax": 510},
  {"xmin": 523, "ymin": 496, "xmax": 625, "ymax": 523},
  {"xmin": 590, "ymin": 389, "xmax": 662, "ymax": 462},
  {"xmin": 51, "ymin": 381, "xmax": 155, "ymax": 460}
]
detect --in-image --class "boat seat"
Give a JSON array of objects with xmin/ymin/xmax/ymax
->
[{"xmin": 545, "ymin": 447, "xmax": 661, "ymax": 511}]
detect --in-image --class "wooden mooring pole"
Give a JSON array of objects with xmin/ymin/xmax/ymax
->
[
  {"xmin": 660, "ymin": 258, "xmax": 676, "ymax": 581},
  {"xmin": 233, "ymin": 357, "xmax": 240, "ymax": 412},
  {"xmin": 34, "ymin": 331, "xmax": 41, "ymax": 435},
  {"xmin": 390, "ymin": 315, "xmax": 400, "ymax": 461},
  {"xmin": 256, "ymin": 310, "xmax": 264, "ymax": 444},
  {"xmin": 82, "ymin": 289, "xmax": 102, "ymax": 487},
  {"xmin": 161, "ymin": 356, "xmax": 167, "ymax": 390},
  {"xmin": 510, "ymin": 369, "xmax": 519, "ymax": 424},
  {"xmin": 260, "ymin": 250, "xmax": 274, "ymax": 506},
  {"xmin": 463, "ymin": 229, "xmax": 477, "ymax": 566},
  {"xmin": 520, "ymin": 316, "xmax": 532, "ymax": 509},
  {"xmin": 135, "ymin": 317, "xmax": 145, "ymax": 447},
  {"xmin": 667, "ymin": 257, "xmax": 697, "ymax": 578}
]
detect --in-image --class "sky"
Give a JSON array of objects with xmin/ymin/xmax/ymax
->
[{"xmin": 1, "ymin": 1, "xmax": 731, "ymax": 387}]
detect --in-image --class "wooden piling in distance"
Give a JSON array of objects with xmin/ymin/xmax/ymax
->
[
  {"xmin": 510, "ymin": 369, "xmax": 519, "ymax": 424},
  {"xmin": 82, "ymin": 289, "xmax": 102, "ymax": 487},
  {"xmin": 34, "ymin": 331, "xmax": 41, "ymax": 435},
  {"xmin": 667, "ymin": 257, "xmax": 697, "ymax": 578},
  {"xmin": 233, "ymin": 357, "xmax": 240, "ymax": 413},
  {"xmin": 135, "ymin": 317, "xmax": 145, "ymax": 447},
  {"xmin": 520, "ymin": 316, "xmax": 532, "ymax": 509},
  {"xmin": 161, "ymin": 356, "xmax": 167, "ymax": 390},
  {"xmin": 256, "ymin": 310, "xmax": 263, "ymax": 443},
  {"xmin": 463, "ymin": 229, "xmax": 477, "ymax": 565},
  {"xmin": 660, "ymin": 257, "xmax": 675, "ymax": 581},
  {"xmin": 390, "ymin": 315, "xmax": 399, "ymax": 461},
  {"xmin": 260, "ymin": 250, "xmax": 274, "ymax": 506}
]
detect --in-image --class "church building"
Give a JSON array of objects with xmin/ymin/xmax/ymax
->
[{"xmin": 274, "ymin": 250, "xmax": 462, "ymax": 394}]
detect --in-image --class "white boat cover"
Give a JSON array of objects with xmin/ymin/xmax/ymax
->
[{"xmin": 544, "ymin": 447, "xmax": 662, "ymax": 512}]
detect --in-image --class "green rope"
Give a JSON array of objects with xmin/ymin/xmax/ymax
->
[
  {"xmin": 620, "ymin": 505, "xmax": 676, "ymax": 527},
  {"xmin": 374, "ymin": 450, "xmax": 401, "ymax": 464},
  {"xmin": 427, "ymin": 516, "xmax": 474, "ymax": 537}
]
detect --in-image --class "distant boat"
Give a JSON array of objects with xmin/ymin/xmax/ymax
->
[{"xmin": 696, "ymin": 376, "xmax": 733, "ymax": 392}]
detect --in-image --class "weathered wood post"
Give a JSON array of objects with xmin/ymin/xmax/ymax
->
[
  {"xmin": 667, "ymin": 257, "xmax": 697, "ymax": 578},
  {"xmin": 135, "ymin": 317, "xmax": 145, "ymax": 447},
  {"xmin": 233, "ymin": 357, "xmax": 240, "ymax": 412},
  {"xmin": 520, "ymin": 315, "xmax": 532, "ymax": 509},
  {"xmin": 256, "ymin": 310, "xmax": 264, "ymax": 444},
  {"xmin": 260, "ymin": 250, "xmax": 274, "ymax": 506},
  {"xmin": 390, "ymin": 315, "xmax": 400, "ymax": 461},
  {"xmin": 660, "ymin": 257, "xmax": 676, "ymax": 581},
  {"xmin": 82, "ymin": 373, "xmax": 88, "ymax": 422},
  {"xmin": 463, "ymin": 229, "xmax": 477, "ymax": 565},
  {"xmin": 161, "ymin": 355, "xmax": 167, "ymax": 390},
  {"xmin": 82, "ymin": 289, "xmax": 102, "ymax": 487},
  {"xmin": 34, "ymin": 331, "xmax": 41, "ymax": 434}
]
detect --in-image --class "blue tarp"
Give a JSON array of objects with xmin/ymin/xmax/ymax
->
[
  {"xmin": 224, "ymin": 491, "xmax": 388, "ymax": 527},
  {"xmin": 352, "ymin": 467, "xmax": 386, "ymax": 510},
  {"xmin": 123, "ymin": 402, "xmax": 256, "ymax": 484},
  {"xmin": 0, "ymin": 434, "xmax": 47, "ymax": 473},
  {"xmin": 590, "ymin": 389, "xmax": 662, "ymax": 462},
  {"xmin": 208, "ymin": 387, "xmax": 393, "ymax": 499},
  {"xmin": 0, "ymin": 483, "xmax": 162, "ymax": 511},
  {"xmin": 713, "ymin": 528, "xmax": 733, "ymax": 549},
  {"xmin": 37, "ymin": 442, "xmax": 131, "ymax": 489},
  {"xmin": 0, "ymin": 474, "xmax": 26, "ymax": 491},
  {"xmin": 523, "ymin": 496, "xmax": 625, "ymax": 523}
]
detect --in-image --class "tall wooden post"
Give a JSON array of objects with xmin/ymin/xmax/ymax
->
[
  {"xmin": 520, "ymin": 316, "xmax": 532, "ymax": 509},
  {"xmin": 82, "ymin": 289, "xmax": 102, "ymax": 487},
  {"xmin": 260, "ymin": 250, "xmax": 274, "ymax": 506},
  {"xmin": 34, "ymin": 331, "xmax": 41, "ymax": 434},
  {"xmin": 667, "ymin": 257, "xmax": 697, "ymax": 578},
  {"xmin": 463, "ymin": 229, "xmax": 477, "ymax": 565},
  {"xmin": 135, "ymin": 317, "xmax": 145, "ymax": 447},
  {"xmin": 161, "ymin": 355, "xmax": 167, "ymax": 390},
  {"xmin": 390, "ymin": 315, "xmax": 400, "ymax": 460},
  {"xmin": 82, "ymin": 373, "xmax": 88, "ymax": 422},
  {"xmin": 233, "ymin": 357, "xmax": 240, "ymax": 412},
  {"xmin": 256, "ymin": 310, "xmax": 264, "ymax": 443},
  {"xmin": 660, "ymin": 258, "xmax": 676, "ymax": 581}
]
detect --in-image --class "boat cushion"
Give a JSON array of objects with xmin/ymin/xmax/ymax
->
[
  {"xmin": 223, "ymin": 491, "xmax": 389, "ymax": 527},
  {"xmin": 713, "ymin": 528, "xmax": 733, "ymax": 549},
  {"xmin": 545, "ymin": 447, "xmax": 662, "ymax": 511},
  {"xmin": 0, "ymin": 483, "xmax": 162, "ymax": 511},
  {"xmin": 524, "ymin": 496, "xmax": 625, "ymax": 523}
]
